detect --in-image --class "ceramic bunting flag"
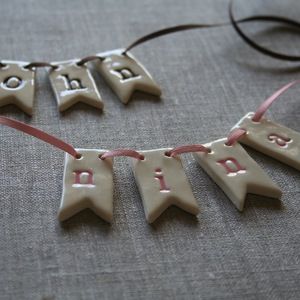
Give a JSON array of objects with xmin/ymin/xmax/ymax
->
[
  {"xmin": 233, "ymin": 112, "xmax": 300, "ymax": 170},
  {"xmin": 131, "ymin": 148, "xmax": 199, "ymax": 223},
  {"xmin": 193, "ymin": 138, "xmax": 282, "ymax": 211},
  {"xmin": 49, "ymin": 60, "xmax": 103, "ymax": 112},
  {"xmin": 96, "ymin": 49, "xmax": 161, "ymax": 104},
  {"xmin": 0, "ymin": 61, "xmax": 35, "ymax": 115},
  {"xmin": 59, "ymin": 149, "xmax": 114, "ymax": 222}
]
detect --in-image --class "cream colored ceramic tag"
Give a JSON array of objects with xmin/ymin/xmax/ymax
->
[
  {"xmin": 59, "ymin": 149, "xmax": 113, "ymax": 223},
  {"xmin": 0, "ymin": 61, "xmax": 35, "ymax": 115},
  {"xmin": 131, "ymin": 148, "xmax": 199, "ymax": 223},
  {"xmin": 96, "ymin": 49, "xmax": 161, "ymax": 104},
  {"xmin": 233, "ymin": 112, "xmax": 300, "ymax": 170},
  {"xmin": 193, "ymin": 139, "xmax": 282, "ymax": 211},
  {"xmin": 49, "ymin": 60, "xmax": 103, "ymax": 112}
]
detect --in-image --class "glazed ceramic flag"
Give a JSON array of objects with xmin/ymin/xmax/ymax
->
[
  {"xmin": 0, "ymin": 60, "xmax": 35, "ymax": 115},
  {"xmin": 233, "ymin": 112, "xmax": 300, "ymax": 170},
  {"xmin": 59, "ymin": 149, "xmax": 114, "ymax": 223},
  {"xmin": 49, "ymin": 60, "xmax": 103, "ymax": 112},
  {"xmin": 96, "ymin": 49, "xmax": 161, "ymax": 104},
  {"xmin": 193, "ymin": 138, "xmax": 282, "ymax": 211},
  {"xmin": 131, "ymin": 148, "xmax": 199, "ymax": 223}
]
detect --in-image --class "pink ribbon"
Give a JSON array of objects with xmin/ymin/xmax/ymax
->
[
  {"xmin": 0, "ymin": 116, "xmax": 78, "ymax": 158},
  {"xmin": 2, "ymin": 78, "xmax": 299, "ymax": 161},
  {"xmin": 101, "ymin": 149, "xmax": 144, "ymax": 160},
  {"xmin": 166, "ymin": 144, "xmax": 210, "ymax": 157},
  {"xmin": 226, "ymin": 128, "xmax": 247, "ymax": 146},
  {"xmin": 252, "ymin": 80, "xmax": 300, "ymax": 122}
]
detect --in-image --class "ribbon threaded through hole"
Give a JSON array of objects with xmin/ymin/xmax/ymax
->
[
  {"xmin": 166, "ymin": 145, "xmax": 211, "ymax": 157},
  {"xmin": 252, "ymin": 80, "xmax": 300, "ymax": 122},
  {"xmin": 226, "ymin": 128, "xmax": 247, "ymax": 146},
  {"xmin": 101, "ymin": 149, "xmax": 145, "ymax": 160}
]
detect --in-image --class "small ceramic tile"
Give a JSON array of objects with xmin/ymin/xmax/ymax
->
[
  {"xmin": 193, "ymin": 138, "xmax": 282, "ymax": 211},
  {"xmin": 233, "ymin": 112, "xmax": 300, "ymax": 170},
  {"xmin": 131, "ymin": 148, "xmax": 199, "ymax": 223},
  {"xmin": 96, "ymin": 49, "xmax": 161, "ymax": 104},
  {"xmin": 49, "ymin": 60, "xmax": 103, "ymax": 112},
  {"xmin": 0, "ymin": 61, "xmax": 35, "ymax": 115},
  {"xmin": 59, "ymin": 149, "xmax": 113, "ymax": 222}
]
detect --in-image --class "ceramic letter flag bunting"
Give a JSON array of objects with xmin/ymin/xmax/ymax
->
[
  {"xmin": 0, "ymin": 13, "xmax": 298, "ymax": 116},
  {"xmin": 96, "ymin": 49, "xmax": 161, "ymax": 104},
  {"xmin": 233, "ymin": 112, "xmax": 300, "ymax": 170},
  {"xmin": 0, "ymin": 11, "xmax": 298, "ymax": 116},
  {"xmin": 231, "ymin": 80, "xmax": 300, "ymax": 171},
  {"xmin": 193, "ymin": 138, "xmax": 282, "ymax": 211},
  {"xmin": 0, "ymin": 61, "xmax": 35, "ymax": 115},
  {"xmin": 49, "ymin": 60, "xmax": 103, "ymax": 112},
  {"xmin": 131, "ymin": 148, "xmax": 199, "ymax": 223},
  {"xmin": 59, "ymin": 149, "xmax": 114, "ymax": 223},
  {"xmin": 0, "ymin": 80, "xmax": 299, "ymax": 224}
]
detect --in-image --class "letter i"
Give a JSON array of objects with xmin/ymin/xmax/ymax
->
[{"xmin": 154, "ymin": 168, "xmax": 170, "ymax": 192}]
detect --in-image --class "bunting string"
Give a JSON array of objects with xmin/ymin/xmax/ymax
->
[
  {"xmin": 229, "ymin": 0, "xmax": 300, "ymax": 62},
  {"xmin": 0, "ymin": 80, "xmax": 299, "ymax": 222},
  {"xmin": 0, "ymin": 80, "xmax": 297, "ymax": 161},
  {"xmin": 0, "ymin": 1, "xmax": 299, "ymax": 115},
  {"xmin": 0, "ymin": 116, "xmax": 78, "ymax": 158}
]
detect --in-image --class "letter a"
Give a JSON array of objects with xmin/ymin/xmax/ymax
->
[{"xmin": 233, "ymin": 112, "xmax": 300, "ymax": 170}]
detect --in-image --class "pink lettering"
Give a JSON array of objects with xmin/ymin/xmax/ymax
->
[
  {"xmin": 154, "ymin": 168, "xmax": 170, "ymax": 192},
  {"xmin": 268, "ymin": 133, "xmax": 292, "ymax": 148},
  {"xmin": 217, "ymin": 158, "xmax": 246, "ymax": 176},
  {"xmin": 73, "ymin": 170, "xmax": 94, "ymax": 186}
]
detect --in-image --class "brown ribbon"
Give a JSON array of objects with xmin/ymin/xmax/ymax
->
[
  {"xmin": 123, "ymin": 22, "xmax": 229, "ymax": 54},
  {"xmin": 229, "ymin": 0, "xmax": 300, "ymax": 62},
  {"xmin": 123, "ymin": 4, "xmax": 300, "ymax": 62}
]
